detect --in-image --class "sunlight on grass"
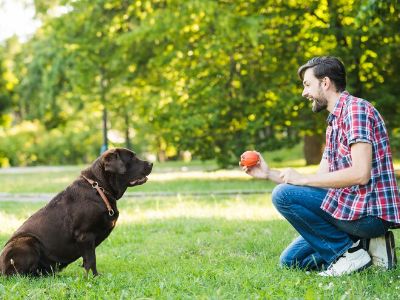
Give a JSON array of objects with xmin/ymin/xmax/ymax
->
[
  {"xmin": 149, "ymin": 166, "xmax": 319, "ymax": 181},
  {"xmin": 150, "ymin": 169, "xmax": 250, "ymax": 181},
  {"xmin": 116, "ymin": 195, "xmax": 283, "ymax": 225},
  {"xmin": 0, "ymin": 195, "xmax": 282, "ymax": 235},
  {"xmin": 118, "ymin": 200, "xmax": 282, "ymax": 224},
  {"xmin": 0, "ymin": 211, "xmax": 23, "ymax": 235}
]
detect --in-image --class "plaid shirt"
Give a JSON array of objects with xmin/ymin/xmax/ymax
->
[{"xmin": 321, "ymin": 91, "xmax": 400, "ymax": 225}]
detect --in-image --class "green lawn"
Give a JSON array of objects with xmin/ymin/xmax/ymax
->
[
  {"xmin": 0, "ymin": 169, "xmax": 277, "ymax": 194},
  {"xmin": 1, "ymin": 196, "xmax": 400, "ymax": 299},
  {"xmin": 1, "ymin": 158, "xmax": 400, "ymax": 299},
  {"xmin": 0, "ymin": 146, "xmax": 312, "ymax": 194}
]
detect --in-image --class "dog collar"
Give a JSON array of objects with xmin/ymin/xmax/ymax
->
[{"xmin": 81, "ymin": 175, "xmax": 115, "ymax": 216}]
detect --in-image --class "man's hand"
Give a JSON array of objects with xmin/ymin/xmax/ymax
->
[
  {"xmin": 279, "ymin": 168, "xmax": 306, "ymax": 185},
  {"xmin": 240, "ymin": 152, "xmax": 269, "ymax": 179}
]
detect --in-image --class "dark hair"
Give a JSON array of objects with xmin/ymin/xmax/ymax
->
[{"xmin": 298, "ymin": 56, "xmax": 346, "ymax": 92}]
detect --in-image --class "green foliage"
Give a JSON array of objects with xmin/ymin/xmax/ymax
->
[
  {"xmin": 1, "ymin": 0, "xmax": 399, "ymax": 166},
  {"xmin": 0, "ymin": 118, "xmax": 101, "ymax": 167},
  {"xmin": 0, "ymin": 47, "xmax": 13, "ymax": 125}
]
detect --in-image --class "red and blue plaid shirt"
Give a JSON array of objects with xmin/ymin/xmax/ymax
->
[{"xmin": 321, "ymin": 91, "xmax": 400, "ymax": 225}]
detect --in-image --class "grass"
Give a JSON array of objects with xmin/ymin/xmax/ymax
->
[
  {"xmin": 0, "ymin": 163, "xmax": 280, "ymax": 195},
  {"xmin": 1, "ymin": 153, "xmax": 400, "ymax": 299},
  {"xmin": 0, "ymin": 169, "xmax": 278, "ymax": 194},
  {"xmin": 0, "ymin": 144, "xmax": 311, "ymax": 194},
  {"xmin": 1, "ymin": 196, "xmax": 400, "ymax": 299}
]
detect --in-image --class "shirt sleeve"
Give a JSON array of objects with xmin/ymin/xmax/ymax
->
[{"xmin": 343, "ymin": 100, "xmax": 374, "ymax": 145}]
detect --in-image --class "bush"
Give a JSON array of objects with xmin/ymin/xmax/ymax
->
[{"xmin": 0, "ymin": 119, "xmax": 102, "ymax": 166}]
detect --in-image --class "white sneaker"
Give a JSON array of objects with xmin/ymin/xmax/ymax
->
[
  {"xmin": 318, "ymin": 242, "xmax": 372, "ymax": 277},
  {"xmin": 365, "ymin": 231, "xmax": 397, "ymax": 270}
]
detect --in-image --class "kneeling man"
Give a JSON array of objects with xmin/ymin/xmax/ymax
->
[{"xmin": 242, "ymin": 56, "xmax": 400, "ymax": 276}]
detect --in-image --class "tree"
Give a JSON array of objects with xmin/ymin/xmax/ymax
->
[
  {"xmin": 0, "ymin": 45, "xmax": 14, "ymax": 126},
  {"xmin": 2, "ymin": 0, "xmax": 399, "ymax": 167}
]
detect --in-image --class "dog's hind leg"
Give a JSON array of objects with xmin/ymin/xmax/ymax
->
[{"xmin": 0, "ymin": 236, "xmax": 41, "ymax": 276}]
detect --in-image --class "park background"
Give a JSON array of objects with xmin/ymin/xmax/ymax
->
[
  {"xmin": 0, "ymin": 0, "xmax": 399, "ymax": 167},
  {"xmin": 1, "ymin": 0, "xmax": 400, "ymax": 299}
]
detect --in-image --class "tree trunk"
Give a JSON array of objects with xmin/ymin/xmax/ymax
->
[
  {"xmin": 100, "ymin": 71, "xmax": 108, "ymax": 154},
  {"xmin": 101, "ymin": 106, "xmax": 108, "ymax": 153},
  {"xmin": 157, "ymin": 150, "xmax": 166, "ymax": 162},
  {"xmin": 124, "ymin": 111, "xmax": 132, "ymax": 150},
  {"xmin": 303, "ymin": 135, "xmax": 324, "ymax": 165}
]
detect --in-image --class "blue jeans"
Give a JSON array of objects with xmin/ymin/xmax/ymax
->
[{"xmin": 272, "ymin": 184, "xmax": 391, "ymax": 270}]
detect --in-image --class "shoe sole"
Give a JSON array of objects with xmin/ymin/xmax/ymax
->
[
  {"xmin": 358, "ymin": 259, "xmax": 373, "ymax": 272},
  {"xmin": 386, "ymin": 231, "xmax": 397, "ymax": 270}
]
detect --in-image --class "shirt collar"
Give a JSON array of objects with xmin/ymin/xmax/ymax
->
[{"xmin": 326, "ymin": 91, "xmax": 349, "ymax": 125}]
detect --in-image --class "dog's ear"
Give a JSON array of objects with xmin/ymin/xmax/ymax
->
[{"xmin": 102, "ymin": 149, "xmax": 126, "ymax": 174}]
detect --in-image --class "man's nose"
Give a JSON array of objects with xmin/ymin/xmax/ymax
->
[{"xmin": 302, "ymin": 89, "xmax": 308, "ymax": 98}]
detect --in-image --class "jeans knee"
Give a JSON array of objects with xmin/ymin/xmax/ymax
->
[
  {"xmin": 279, "ymin": 251, "xmax": 296, "ymax": 269},
  {"xmin": 271, "ymin": 183, "xmax": 292, "ymax": 209}
]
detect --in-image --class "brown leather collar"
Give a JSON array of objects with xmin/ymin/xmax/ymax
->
[{"xmin": 81, "ymin": 175, "xmax": 115, "ymax": 216}]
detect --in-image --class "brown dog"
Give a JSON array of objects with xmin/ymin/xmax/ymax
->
[{"xmin": 0, "ymin": 148, "xmax": 152, "ymax": 276}]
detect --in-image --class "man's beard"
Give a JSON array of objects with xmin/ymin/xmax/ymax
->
[
  {"xmin": 312, "ymin": 97, "xmax": 328, "ymax": 112},
  {"xmin": 311, "ymin": 86, "xmax": 328, "ymax": 112}
]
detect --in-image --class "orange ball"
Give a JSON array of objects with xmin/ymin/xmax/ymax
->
[{"xmin": 240, "ymin": 151, "xmax": 260, "ymax": 167}]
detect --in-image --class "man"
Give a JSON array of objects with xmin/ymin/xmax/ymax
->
[{"xmin": 242, "ymin": 56, "xmax": 400, "ymax": 276}]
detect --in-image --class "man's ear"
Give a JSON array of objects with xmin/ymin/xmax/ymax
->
[
  {"xmin": 102, "ymin": 149, "xmax": 126, "ymax": 174},
  {"xmin": 323, "ymin": 76, "xmax": 330, "ymax": 89}
]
